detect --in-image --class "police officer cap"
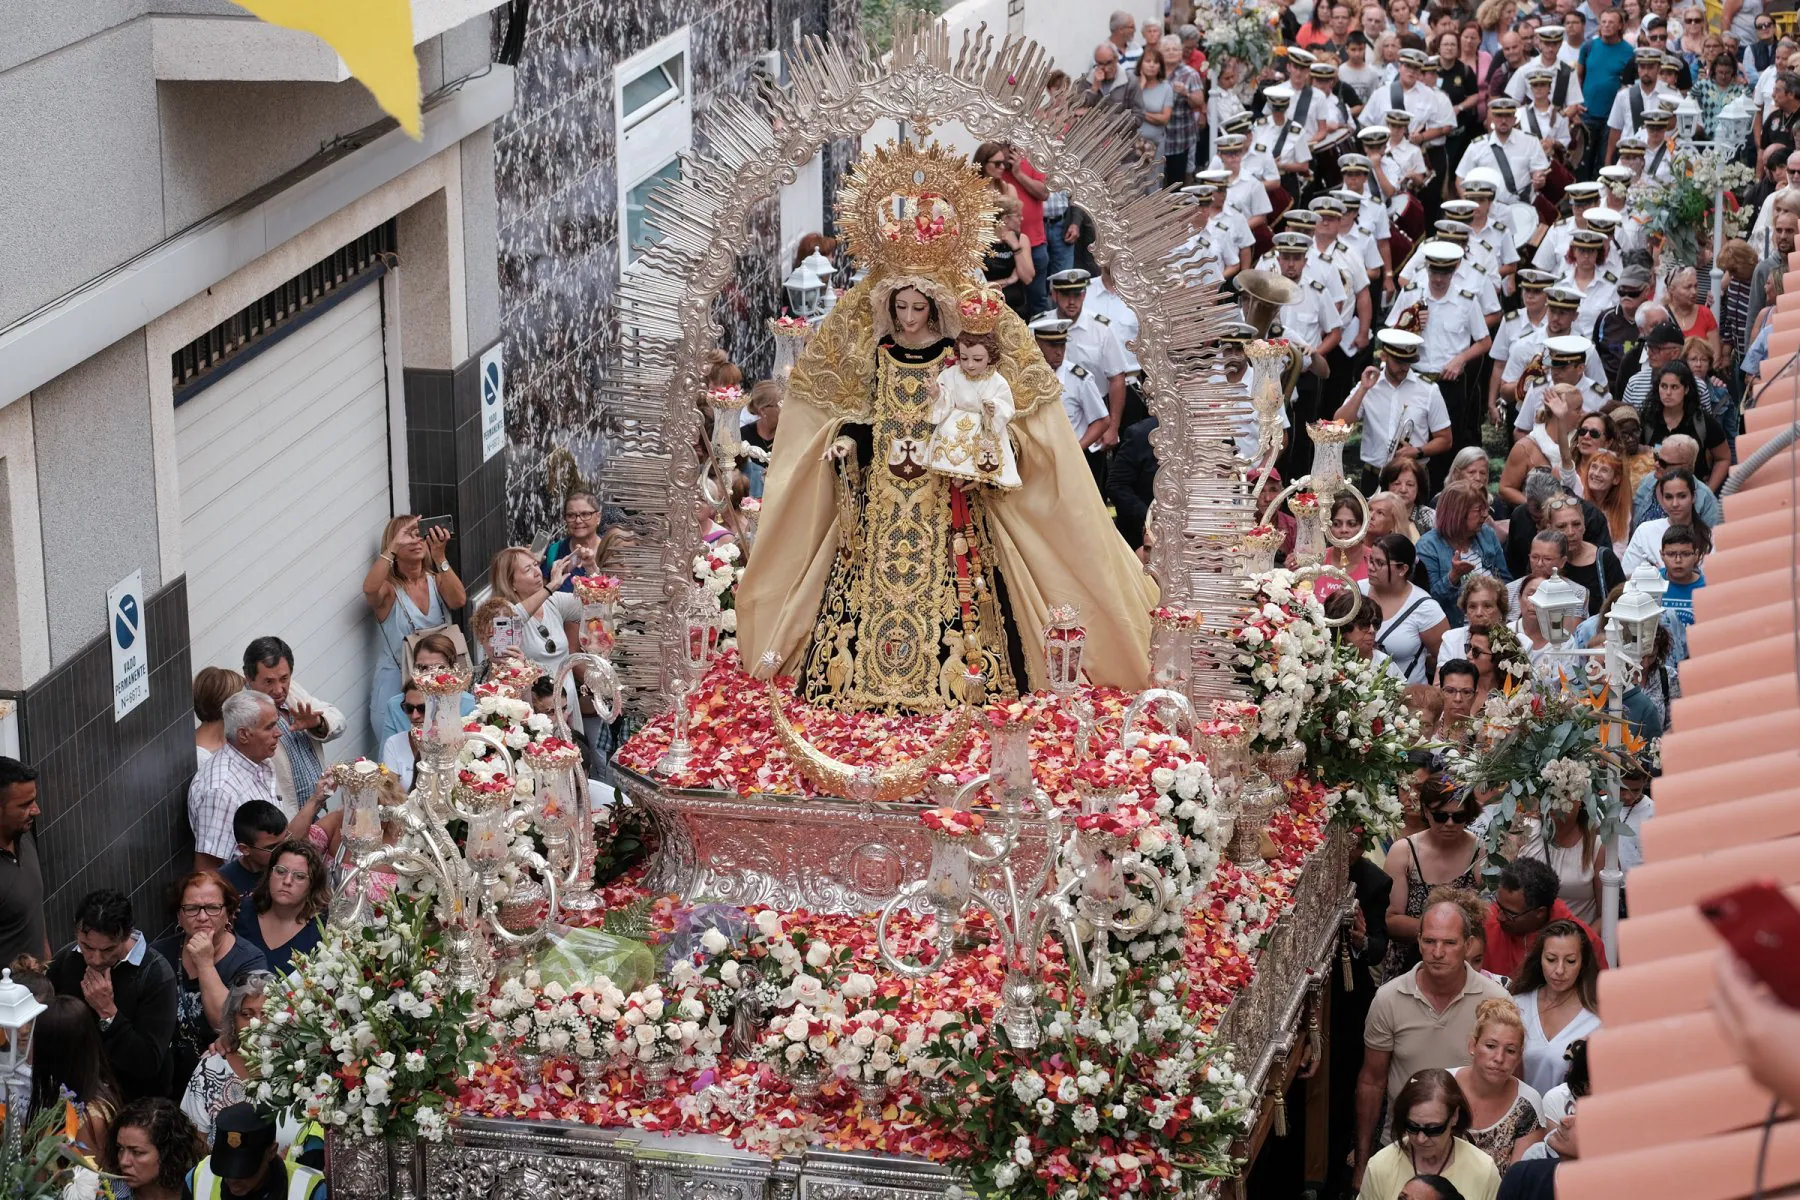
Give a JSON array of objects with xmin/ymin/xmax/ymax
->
[
  {"xmin": 1286, "ymin": 47, "xmax": 1317, "ymax": 67},
  {"xmin": 1644, "ymin": 108, "xmax": 1673, "ymax": 128},
  {"xmin": 1197, "ymin": 168, "xmax": 1232, "ymax": 185},
  {"xmin": 1565, "ymin": 180, "xmax": 1603, "ymax": 199},
  {"xmin": 1399, "ymin": 48, "xmax": 1430, "ymax": 67},
  {"xmin": 1309, "ymin": 195, "xmax": 1346, "ymax": 215},
  {"xmin": 1216, "ymin": 133, "xmax": 1250, "ymax": 152},
  {"xmin": 1341, "ymin": 152, "xmax": 1375, "ymax": 172},
  {"xmin": 1461, "ymin": 179, "xmax": 1497, "ymax": 200},
  {"xmin": 1048, "ymin": 269, "xmax": 1091, "ymax": 292},
  {"xmin": 1265, "ymin": 84, "xmax": 1297, "ymax": 105},
  {"xmin": 1581, "ymin": 207, "xmax": 1623, "ymax": 231},
  {"xmin": 1422, "ymin": 241, "xmax": 1464, "ymax": 267},
  {"xmin": 1442, "ymin": 199, "xmax": 1480, "ymax": 219},
  {"xmin": 1537, "ymin": 24, "xmax": 1566, "ymax": 41},
  {"xmin": 1598, "ymin": 165, "xmax": 1634, "ymax": 185},
  {"xmin": 1570, "ymin": 228, "xmax": 1610, "ymax": 248},
  {"xmin": 1527, "ymin": 68, "xmax": 1555, "ymax": 85},
  {"xmin": 1384, "ymin": 108, "xmax": 1413, "ymax": 125},
  {"xmin": 1433, "ymin": 219, "xmax": 1473, "ymax": 243},
  {"xmin": 209, "ymin": 1104, "xmax": 278, "ymax": 1180},
  {"xmin": 1273, "ymin": 231, "xmax": 1313, "ymax": 253},
  {"xmin": 1029, "ymin": 316, "xmax": 1073, "ymax": 341},
  {"xmin": 1377, "ymin": 329, "xmax": 1424, "ymax": 359},
  {"xmin": 1546, "ymin": 334, "xmax": 1592, "ymax": 364},
  {"xmin": 1309, "ymin": 61, "xmax": 1338, "ymax": 77},
  {"xmin": 1224, "ymin": 110, "xmax": 1256, "ymax": 133},
  {"xmin": 1545, "ymin": 285, "xmax": 1584, "ymax": 310},
  {"xmin": 1489, "ymin": 97, "xmax": 1519, "ymax": 115},
  {"xmin": 1517, "ymin": 269, "xmax": 1557, "ymax": 291},
  {"xmin": 1283, "ymin": 207, "xmax": 1321, "ymax": 229}
]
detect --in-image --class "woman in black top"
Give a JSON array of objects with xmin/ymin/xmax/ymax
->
[
  {"xmin": 1437, "ymin": 31, "xmax": 1485, "ymax": 187},
  {"xmin": 1641, "ymin": 362, "xmax": 1730, "ymax": 492},
  {"xmin": 984, "ymin": 193, "xmax": 1036, "ymax": 318}
]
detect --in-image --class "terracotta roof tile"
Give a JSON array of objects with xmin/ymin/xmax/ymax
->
[{"xmin": 1555, "ymin": 304, "xmax": 1800, "ymax": 1200}]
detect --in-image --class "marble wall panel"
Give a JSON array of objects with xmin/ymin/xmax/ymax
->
[{"xmin": 492, "ymin": 0, "xmax": 858, "ymax": 543}]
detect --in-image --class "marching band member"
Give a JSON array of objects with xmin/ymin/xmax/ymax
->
[
  {"xmin": 1504, "ymin": 24, "xmax": 1580, "ymax": 107},
  {"xmin": 1220, "ymin": 321, "xmax": 1289, "ymax": 462},
  {"xmin": 1311, "ymin": 195, "xmax": 1372, "ymax": 355},
  {"xmin": 1499, "ymin": 285, "xmax": 1609, "ymax": 408},
  {"xmin": 1373, "ymin": 111, "xmax": 1431, "ymax": 211},
  {"xmin": 1304, "ymin": 60, "xmax": 1351, "ymax": 139},
  {"xmin": 1555, "ymin": 229, "xmax": 1622, "ymax": 338},
  {"xmin": 1534, "ymin": 180, "xmax": 1602, "ymax": 269},
  {"xmin": 1606, "ymin": 49, "xmax": 1680, "ymax": 162},
  {"xmin": 1615, "ymin": 136, "xmax": 1647, "ymax": 180},
  {"xmin": 1598, "ymin": 166, "xmax": 1648, "ymax": 254},
  {"xmin": 1046, "ymin": 269, "xmax": 1128, "ymax": 446},
  {"xmin": 1085, "ymin": 269, "xmax": 1147, "ymax": 429},
  {"xmin": 1251, "ymin": 87, "xmax": 1316, "ymax": 185},
  {"xmin": 1273, "ymin": 229, "xmax": 1343, "ymax": 473},
  {"xmin": 1213, "ymin": 135, "xmax": 1274, "ymax": 235},
  {"xmin": 1642, "ymin": 108, "xmax": 1678, "ymax": 181},
  {"xmin": 1515, "ymin": 335, "xmax": 1612, "ymax": 432},
  {"xmin": 1520, "ymin": 68, "xmax": 1574, "ymax": 154},
  {"xmin": 1363, "ymin": 48, "xmax": 1454, "ymax": 217},
  {"xmin": 1455, "ymin": 98, "xmax": 1550, "ymax": 207},
  {"xmin": 1333, "ymin": 187, "xmax": 1389, "ymax": 301},
  {"xmin": 1385, "ymin": 242, "xmax": 1492, "ymax": 461},
  {"xmin": 1231, "ymin": 109, "xmax": 1277, "ymax": 181},
  {"xmin": 1261, "ymin": 209, "xmax": 1352, "ymax": 321},
  {"xmin": 1030, "ymin": 316, "xmax": 1111, "ymax": 493},
  {"xmin": 1336, "ymin": 160, "xmax": 1396, "ymax": 291},
  {"xmin": 1336, "ymin": 328, "xmax": 1452, "ymax": 492},
  {"xmin": 1489, "ymin": 269, "xmax": 1558, "ymax": 421},
  {"xmin": 1396, "ymin": 221, "xmax": 1502, "ymax": 325},
  {"xmin": 1457, "ymin": 178, "xmax": 1521, "ymax": 287}
]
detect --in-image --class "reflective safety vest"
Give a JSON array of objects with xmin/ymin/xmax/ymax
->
[{"xmin": 190, "ymin": 1159, "xmax": 325, "ymax": 1200}]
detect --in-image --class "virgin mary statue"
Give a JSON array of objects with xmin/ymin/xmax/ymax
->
[{"xmin": 736, "ymin": 142, "xmax": 1155, "ymax": 714}]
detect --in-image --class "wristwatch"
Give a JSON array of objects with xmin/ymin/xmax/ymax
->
[{"xmin": 98, "ymin": 1015, "xmax": 114, "ymax": 1031}]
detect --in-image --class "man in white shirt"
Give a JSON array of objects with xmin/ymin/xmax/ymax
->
[
  {"xmin": 1031, "ymin": 318, "xmax": 1110, "ymax": 488},
  {"xmin": 1559, "ymin": 11, "xmax": 1587, "ymax": 68},
  {"xmin": 1335, "ymin": 328, "xmax": 1453, "ymax": 490},
  {"xmin": 1248, "ymin": 88, "xmax": 1314, "ymax": 183},
  {"xmin": 1505, "ymin": 24, "xmax": 1579, "ymax": 106},
  {"xmin": 1458, "ymin": 178, "xmax": 1521, "ymax": 286},
  {"xmin": 1048, "ymin": 269, "xmax": 1128, "ymax": 446},
  {"xmin": 1606, "ymin": 49, "xmax": 1680, "ymax": 162},
  {"xmin": 188, "ymin": 691, "xmax": 285, "ymax": 869},
  {"xmin": 1272, "ymin": 230, "xmax": 1343, "ymax": 476},
  {"xmin": 1302, "ymin": 61, "xmax": 1350, "ymax": 141},
  {"xmin": 1515, "ymin": 335, "xmax": 1612, "ymax": 432},
  {"xmin": 1502, "ymin": 285, "xmax": 1608, "ymax": 408},
  {"xmin": 1372, "ymin": 110, "xmax": 1429, "ymax": 209},
  {"xmin": 1489, "ymin": 269, "xmax": 1556, "ymax": 423},
  {"xmin": 1214, "ymin": 135, "xmax": 1275, "ymax": 234},
  {"xmin": 1641, "ymin": 107, "xmax": 1677, "ymax": 181},
  {"xmin": 1385, "ymin": 243, "xmax": 1492, "ymax": 454},
  {"xmin": 1085, "ymin": 269, "xmax": 1148, "ymax": 429},
  {"xmin": 1396, "ymin": 223, "xmax": 1502, "ymax": 323},
  {"xmin": 1534, "ymin": 180, "xmax": 1602, "ymax": 270},
  {"xmin": 1456, "ymin": 98, "xmax": 1550, "ymax": 205},
  {"xmin": 1361, "ymin": 49, "xmax": 1448, "ymax": 145},
  {"xmin": 1333, "ymin": 184, "xmax": 1391, "ymax": 296},
  {"xmin": 1311, "ymin": 194, "xmax": 1373, "ymax": 361}
]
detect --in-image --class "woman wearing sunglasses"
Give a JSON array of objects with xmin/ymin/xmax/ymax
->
[
  {"xmin": 381, "ymin": 680, "xmax": 429, "ymax": 789},
  {"xmin": 1358, "ymin": 1068, "xmax": 1501, "ymax": 1200},
  {"xmin": 1382, "ymin": 777, "xmax": 1483, "ymax": 978}
]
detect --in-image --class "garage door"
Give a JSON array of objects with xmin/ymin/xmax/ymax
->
[{"xmin": 175, "ymin": 280, "xmax": 393, "ymax": 759}]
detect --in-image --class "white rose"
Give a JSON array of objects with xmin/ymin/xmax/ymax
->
[
  {"xmin": 634, "ymin": 1025, "xmax": 659, "ymax": 1047},
  {"xmin": 720, "ymin": 961, "xmax": 741, "ymax": 987},
  {"xmin": 785, "ymin": 1043, "xmax": 806, "ymax": 1065},
  {"xmin": 842, "ymin": 972, "xmax": 875, "ymax": 999},
  {"xmin": 754, "ymin": 910, "xmax": 784, "ymax": 939},
  {"xmin": 804, "ymin": 941, "xmax": 832, "ymax": 969},
  {"xmin": 700, "ymin": 928, "xmax": 730, "ymax": 955},
  {"xmin": 790, "ymin": 975, "xmax": 826, "ymax": 1008}
]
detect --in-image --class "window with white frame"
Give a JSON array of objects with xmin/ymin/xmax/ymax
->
[{"xmin": 616, "ymin": 28, "xmax": 693, "ymax": 267}]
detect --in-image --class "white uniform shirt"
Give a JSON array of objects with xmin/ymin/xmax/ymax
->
[
  {"xmin": 1346, "ymin": 183, "xmax": 1392, "ymax": 242},
  {"xmin": 1363, "ymin": 80, "xmax": 1453, "ymax": 146},
  {"xmin": 1642, "ymin": 137, "xmax": 1677, "ymax": 182},
  {"xmin": 1355, "ymin": 369, "xmax": 1452, "ymax": 468},
  {"xmin": 1519, "ymin": 101, "xmax": 1573, "ymax": 146},
  {"xmin": 1514, "ymin": 374, "xmax": 1613, "ymax": 429},
  {"xmin": 1377, "ymin": 140, "xmax": 1430, "ymax": 201},
  {"xmin": 1397, "ymin": 257, "xmax": 1502, "ymax": 317},
  {"xmin": 1278, "ymin": 282, "xmax": 1339, "ymax": 355},
  {"xmin": 1058, "ymin": 360, "xmax": 1110, "ymax": 439},
  {"xmin": 1536, "ymin": 219, "xmax": 1580, "ymax": 272},
  {"xmin": 1296, "ymin": 85, "xmax": 1347, "ymax": 141},
  {"xmin": 1607, "ymin": 81, "xmax": 1681, "ymax": 136},
  {"xmin": 1465, "ymin": 220, "xmax": 1520, "ymax": 277},
  {"xmin": 1490, "ymin": 308, "xmax": 1547, "ymax": 366},
  {"xmin": 1551, "ymin": 269, "xmax": 1620, "ymax": 335},
  {"xmin": 1386, "ymin": 282, "xmax": 1489, "ymax": 373},
  {"xmin": 1455, "ymin": 132, "xmax": 1551, "ymax": 200},
  {"xmin": 1318, "ymin": 241, "xmax": 1372, "ymax": 347},
  {"xmin": 1083, "ymin": 283, "xmax": 1141, "ymax": 373},
  {"xmin": 1064, "ymin": 311, "xmax": 1128, "ymax": 383},
  {"xmin": 1504, "ymin": 55, "xmax": 1576, "ymax": 104},
  {"xmin": 1225, "ymin": 172, "xmax": 1273, "ymax": 223},
  {"xmin": 1340, "ymin": 222, "xmax": 1384, "ymax": 273},
  {"xmin": 1501, "ymin": 324, "xmax": 1608, "ymax": 389},
  {"xmin": 1558, "ymin": 40, "xmax": 1584, "ymax": 68}
]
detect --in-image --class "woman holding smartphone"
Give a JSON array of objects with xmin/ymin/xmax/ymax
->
[{"xmin": 364, "ymin": 514, "xmax": 465, "ymax": 743}]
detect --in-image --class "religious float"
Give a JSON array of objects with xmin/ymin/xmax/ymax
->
[{"xmin": 245, "ymin": 20, "xmax": 1425, "ymax": 1200}]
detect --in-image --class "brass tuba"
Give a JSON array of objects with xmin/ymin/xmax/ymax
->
[{"xmin": 1236, "ymin": 270, "xmax": 1306, "ymax": 399}]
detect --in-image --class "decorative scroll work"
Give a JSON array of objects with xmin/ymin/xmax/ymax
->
[{"xmin": 603, "ymin": 15, "xmax": 1255, "ymax": 712}]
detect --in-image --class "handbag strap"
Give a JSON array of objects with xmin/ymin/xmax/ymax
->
[{"xmin": 1375, "ymin": 594, "xmax": 1435, "ymax": 678}]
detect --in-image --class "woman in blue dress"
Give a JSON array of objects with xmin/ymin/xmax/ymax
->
[{"xmin": 363, "ymin": 515, "xmax": 466, "ymax": 743}]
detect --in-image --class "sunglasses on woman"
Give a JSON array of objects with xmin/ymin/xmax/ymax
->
[
  {"xmin": 1576, "ymin": 426, "xmax": 1605, "ymax": 438},
  {"xmin": 402, "ymin": 702, "xmax": 427, "ymax": 715},
  {"xmin": 1428, "ymin": 808, "xmax": 1474, "ymax": 825},
  {"xmin": 1406, "ymin": 1118, "xmax": 1452, "ymax": 1136}
]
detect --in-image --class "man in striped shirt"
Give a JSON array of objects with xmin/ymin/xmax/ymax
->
[
  {"xmin": 186, "ymin": 691, "xmax": 282, "ymax": 870},
  {"xmin": 1620, "ymin": 320, "xmax": 1686, "ymax": 411}
]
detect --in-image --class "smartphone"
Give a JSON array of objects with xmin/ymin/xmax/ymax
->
[
  {"xmin": 529, "ymin": 531, "xmax": 552, "ymax": 558},
  {"xmin": 418, "ymin": 513, "xmax": 455, "ymax": 538},
  {"xmin": 1698, "ymin": 880, "xmax": 1800, "ymax": 1009}
]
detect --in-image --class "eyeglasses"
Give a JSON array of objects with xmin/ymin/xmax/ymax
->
[
  {"xmin": 1653, "ymin": 455, "xmax": 1673, "ymax": 468},
  {"xmin": 1428, "ymin": 808, "xmax": 1474, "ymax": 825},
  {"xmin": 1759, "ymin": 20, "xmax": 1775, "ymax": 29},
  {"xmin": 270, "ymin": 864, "xmax": 310, "ymax": 882},
  {"xmin": 1467, "ymin": 644, "xmax": 1491, "ymax": 657},
  {"xmin": 1684, "ymin": 15, "xmax": 1702, "ymax": 23},
  {"xmin": 402, "ymin": 702, "xmax": 427, "ymax": 715},
  {"xmin": 180, "ymin": 903, "xmax": 227, "ymax": 917},
  {"xmin": 1496, "ymin": 898, "xmax": 1546, "ymax": 921},
  {"xmin": 564, "ymin": 509, "xmax": 599, "ymax": 522},
  {"xmin": 1544, "ymin": 498, "xmax": 1580, "ymax": 511},
  {"xmin": 1406, "ymin": 1118, "xmax": 1453, "ymax": 1136}
]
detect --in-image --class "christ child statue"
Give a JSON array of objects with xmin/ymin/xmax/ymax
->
[{"xmin": 925, "ymin": 327, "xmax": 1021, "ymax": 489}]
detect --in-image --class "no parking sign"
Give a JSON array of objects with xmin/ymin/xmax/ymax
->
[{"xmin": 108, "ymin": 570, "xmax": 149, "ymax": 721}]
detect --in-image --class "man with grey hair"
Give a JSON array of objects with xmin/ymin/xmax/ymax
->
[
  {"xmin": 1079, "ymin": 41, "xmax": 1125, "ymax": 106},
  {"xmin": 1632, "ymin": 433, "xmax": 1726, "ymax": 526},
  {"xmin": 1106, "ymin": 10, "xmax": 1142, "ymax": 75},
  {"xmin": 187, "ymin": 691, "xmax": 283, "ymax": 870}
]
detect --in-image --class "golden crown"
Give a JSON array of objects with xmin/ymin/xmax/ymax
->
[
  {"xmin": 956, "ymin": 285, "xmax": 1007, "ymax": 334},
  {"xmin": 837, "ymin": 141, "xmax": 999, "ymax": 282}
]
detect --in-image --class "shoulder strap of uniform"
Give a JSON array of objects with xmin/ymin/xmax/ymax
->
[{"xmin": 1070, "ymin": 364, "xmax": 1089, "ymax": 378}]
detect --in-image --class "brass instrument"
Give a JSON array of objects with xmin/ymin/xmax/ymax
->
[{"xmin": 1236, "ymin": 270, "xmax": 1305, "ymax": 400}]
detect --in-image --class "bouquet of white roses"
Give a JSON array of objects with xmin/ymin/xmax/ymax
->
[
  {"xmin": 614, "ymin": 983, "xmax": 704, "ymax": 1066},
  {"xmin": 1298, "ymin": 646, "xmax": 1417, "ymax": 849},
  {"xmin": 242, "ymin": 894, "xmax": 491, "ymax": 1142},
  {"xmin": 829, "ymin": 1008, "xmax": 908, "ymax": 1085},
  {"xmin": 693, "ymin": 542, "xmax": 744, "ymax": 647},
  {"xmin": 1231, "ymin": 571, "xmax": 1334, "ymax": 749}
]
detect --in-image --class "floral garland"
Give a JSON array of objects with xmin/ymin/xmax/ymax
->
[
  {"xmin": 1229, "ymin": 570, "xmax": 1334, "ymax": 751},
  {"xmin": 694, "ymin": 542, "xmax": 745, "ymax": 649},
  {"xmin": 1297, "ymin": 646, "xmax": 1417, "ymax": 851},
  {"xmin": 243, "ymin": 893, "xmax": 491, "ymax": 1141}
]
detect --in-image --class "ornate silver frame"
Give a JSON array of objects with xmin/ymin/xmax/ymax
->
[{"xmin": 603, "ymin": 17, "xmax": 1258, "ymax": 712}]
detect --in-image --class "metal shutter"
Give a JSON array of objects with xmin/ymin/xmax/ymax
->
[{"xmin": 175, "ymin": 280, "xmax": 392, "ymax": 758}]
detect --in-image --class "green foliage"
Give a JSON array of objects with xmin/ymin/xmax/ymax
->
[{"xmin": 860, "ymin": 0, "xmax": 945, "ymax": 55}]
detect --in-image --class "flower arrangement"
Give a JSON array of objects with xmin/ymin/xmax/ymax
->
[
  {"xmin": 571, "ymin": 574, "xmax": 622, "ymax": 605},
  {"xmin": 1625, "ymin": 145, "xmax": 1753, "ymax": 265},
  {"xmin": 1195, "ymin": 0, "xmax": 1279, "ymax": 77},
  {"xmin": 1444, "ymin": 678, "xmax": 1645, "ymax": 870},
  {"xmin": 415, "ymin": 667, "xmax": 470, "ymax": 695},
  {"xmin": 694, "ymin": 543, "xmax": 745, "ymax": 648},
  {"xmin": 771, "ymin": 314, "xmax": 813, "ymax": 336},
  {"xmin": 243, "ymin": 893, "xmax": 491, "ymax": 1141},
  {"xmin": 1298, "ymin": 646, "xmax": 1417, "ymax": 849},
  {"xmin": 464, "ymin": 691, "xmax": 555, "ymax": 752},
  {"xmin": 1230, "ymin": 571, "xmax": 1334, "ymax": 750},
  {"xmin": 483, "ymin": 659, "xmax": 545, "ymax": 696},
  {"xmin": 1148, "ymin": 604, "xmax": 1204, "ymax": 628}
]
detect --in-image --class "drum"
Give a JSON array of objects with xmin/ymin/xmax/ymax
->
[
  {"xmin": 1308, "ymin": 128, "xmax": 1353, "ymax": 194},
  {"xmin": 1509, "ymin": 201, "xmax": 1540, "ymax": 246},
  {"xmin": 1392, "ymin": 192, "xmax": 1427, "ymax": 241}
]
